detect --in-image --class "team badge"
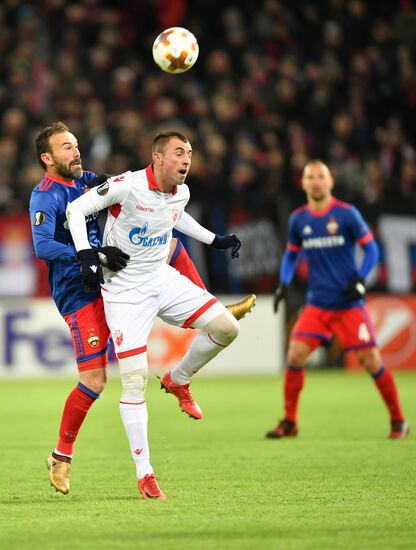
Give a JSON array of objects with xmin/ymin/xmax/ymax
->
[
  {"xmin": 87, "ymin": 329, "xmax": 100, "ymax": 348},
  {"xmin": 32, "ymin": 211, "xmax": 46, "ymax": 226},
  {"xmin": 172, "ymin": 209, "xmax": 180, "ymax": 223},
  {"xmin": 97, "ymin": 181, "xmax": 109, "ymax": 196},
  {"xmin": 326, "ymin": 217, "xmax": 339, "ymax": 235},
  {"xmin": 114, "ymin": 330, "xmax": 123, "ymax": 347}
]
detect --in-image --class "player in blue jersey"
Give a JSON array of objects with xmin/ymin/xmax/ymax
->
[
  {"xmin": 30, "ymin": 122, "xmax": 255, "ymax": 497},
  {"xmin": 266, "ymin": 160, "xmax": 409, "ymax": 440},
  {"xmin": 30, "ymin": 122, "xmax": 131, "ymax": 494}
]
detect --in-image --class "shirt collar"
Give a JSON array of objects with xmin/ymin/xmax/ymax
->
[
  {"xmin": 145, "ymin": 164, "xmax": 177, "ymax": 195},
  {"xmin": 44, "ymin": 172, "xmax": 76, "ymax": 187}
]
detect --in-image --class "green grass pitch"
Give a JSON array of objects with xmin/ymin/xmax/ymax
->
[{"xmin": 0, "ymin": 370, "xmax": 415, "ymax": 550}]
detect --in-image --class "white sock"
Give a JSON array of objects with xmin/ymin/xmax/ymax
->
[
  {"xmin": 170, "ymin": 332, "xmax": 225, "ymax": 385},
  {"xmin": 119, "ymin": 401, "xmax": 153, "ymax": 479}
]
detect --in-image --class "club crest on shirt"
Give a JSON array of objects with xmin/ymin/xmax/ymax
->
[
  {"xmin": 172, "ymin": 209, "xmax": 180, "ymax": 223},
  {"xmin": 87, "ymin": 329, "xmax": 99, "ymax": 348},
  {"xmin": 114, "ymin": 330, "xmax": 123, "ymax": 347},
  {"xmin": 33, "ymin": 211, "xmax": 46, "ymax": 226},
  {"xmin": 326, "ymin": 217, "xmax": 339, "ymax": 235}
]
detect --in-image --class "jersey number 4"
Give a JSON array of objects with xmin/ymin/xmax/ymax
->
[{"xmin": 358, "ymin": 323, "xmax": 371, "ymax": 342}]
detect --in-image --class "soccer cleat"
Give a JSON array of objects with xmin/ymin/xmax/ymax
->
[
  {"xmin": 226, "ymin": 294, "xmax": 256, "ymax": 320},
  {"xmin": 160, "ymin": 371, "xmax": 203, "ymax": 419},
  {"xmin": 265, "ymin": 418, "xmax": 298, "ymax": 439},
  {"xmin": 389, "ymin": 420, "xmax": 410, "ymax": 439},
  {"xmin": 46, "ymin": 453, "xmax": 71, "ymax": 494},
  {"xmin": 138, "ymin": 474, "xmax": 166, "ymax": 500}
]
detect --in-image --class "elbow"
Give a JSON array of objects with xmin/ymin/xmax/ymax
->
[{"xmin": 33, "ymin": 242, "xmax": 49, "ymax": 260}]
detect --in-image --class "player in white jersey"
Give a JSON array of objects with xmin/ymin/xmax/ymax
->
[{"xmin": 67, "ymin": 131, "xmax": 241, "ymax": 500}]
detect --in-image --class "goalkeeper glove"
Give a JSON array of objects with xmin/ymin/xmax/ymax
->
[
  {"xmin": 345, "ymin": 276, "xmax": 366, "ymax": 301},
  {"xmin": 96, "ymin": 246, "xmax": 130, "ymax": 272},
  {"xmin": 273, "ymin": 284, "xmax": 287, "ymax": 314},
  {"xmin": 211, "ymin": 234, "xmax": 241, "ymax": 259},
  {"xmin": 77, "ymin": 249, "xmax": 103, "ymax": 292}
]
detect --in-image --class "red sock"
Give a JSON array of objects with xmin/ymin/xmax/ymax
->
[
  {"xmin": 170, "ymin": 240, "xmax": 206, "ymax": 289},
  {"xmin": 373, "ymin": 367, "xmax": 405, "ymax": 421},
  {"xmin": 56, "ymin": 383, "xmax": 99, "ymax": 456},
  {"xmin": 284, "ymin": 367, "xmax": 305, "ymax": 423}
]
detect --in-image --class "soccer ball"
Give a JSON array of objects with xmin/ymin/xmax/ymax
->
[{"xmin": 152, "ymin": 27, "xmax": 199, "ymax": 74}]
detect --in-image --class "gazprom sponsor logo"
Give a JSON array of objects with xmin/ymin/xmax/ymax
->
[
  {"xmin": 302, "ymin": 235, "xmax": 345, "ymax": 249},
  {"xmin": 129, "ymin": 222, "xmax": 168, "ymax": 247}
]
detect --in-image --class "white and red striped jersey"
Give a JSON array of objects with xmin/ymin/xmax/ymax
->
[{"xmin": 67, "ymin": 165, "xmax": 193, "ymax": 292}]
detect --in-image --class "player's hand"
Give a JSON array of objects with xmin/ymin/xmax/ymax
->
[
  {"xmin": 77, "ymin": 249, "xmax": 104, "ymax": 292},
  {"xmin": 273, "ymin": 284, "xmax": 287, "ymax": 314},
  {"xmin": 96, "ymin": 246, "xmax": 130, "ymax": 271},
  {"xmin": 89, "ymin": 174, "xmax": 110, "ymax": 188},
  {"xmin": 211, "ymin": 234, "xmax": 241, "ymax": 259},
  {"xmin": 345, "ymin": 277, "xmax": 366, "ymax": 301}
]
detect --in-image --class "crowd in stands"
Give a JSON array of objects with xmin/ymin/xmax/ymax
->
[{"xmin": 1, "ymin": 0, "xmax": 416, "ymax": 293}]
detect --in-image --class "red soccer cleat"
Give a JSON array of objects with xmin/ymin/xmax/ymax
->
[
  {"xmin": 389, "ymin": 420, "xmax": 410, "ymax": 439},
  {"xmin": 138, "ymin": 474, "xmax": 166, "ymax": 500},
  {"xmin": 266, "ymin": 418, "xmax": 298, "ymax": 439},
  {"xmin": 160, "ymin": 371, "xmax": 203, "ymax": 419}
]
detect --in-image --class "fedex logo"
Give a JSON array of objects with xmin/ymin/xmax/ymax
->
[{"xmin": 3, "ymin": 310, "xmax": 73, "ymax": 369}]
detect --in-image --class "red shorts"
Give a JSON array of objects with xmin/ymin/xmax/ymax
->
[
  {"xmin": 63, "ymin": 296, "xmax": 110, "ymax": 371},
  {"xmin": 291, "ymin": 305, "xmax": 377, "ymax": 352}
]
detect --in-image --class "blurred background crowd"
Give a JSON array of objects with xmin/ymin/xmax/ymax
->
[{"xmin": 1, "ymin": 0, "xmax": 416, "ymax": 298}]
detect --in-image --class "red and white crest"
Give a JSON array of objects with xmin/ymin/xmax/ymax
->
[
  {"xmin": 113, "ymin": 330, "xmax": 124, "ymax": 347},
  {"xmin": 326, "ymin": 217, "xmax": 339, "ymax": 235},
  {"xmin": 87, "ymin": 329, "xmax": 99, "ymax": 348},
  {"xmin": 172, "ymin": 209, "xmax": 180, "ymax": 223}
]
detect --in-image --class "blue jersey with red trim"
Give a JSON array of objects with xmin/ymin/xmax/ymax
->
[
  {"xmin": 285, "ymin": 198, "xmax": 375, "ymax": 309},
  {"xmin": 30, "ymin": 171, "xmax": 101, "ymax": 315}
]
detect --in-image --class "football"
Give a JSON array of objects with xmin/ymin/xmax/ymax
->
[{"xmin": 152, "ymin": 27, "xmax": 199, "ymax": 74}]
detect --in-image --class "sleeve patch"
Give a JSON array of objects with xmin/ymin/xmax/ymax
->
[
  {"xmin": 32, "ymin": 211, "xmax": 46, "ymax": 226},
  {"xmin": 97, "ymin": 181, "xmax": 109, "ymax": 196}
]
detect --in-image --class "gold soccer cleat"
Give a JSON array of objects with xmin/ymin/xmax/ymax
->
[
  {"xmin": 226, "ymin": 294, "xmax": 256, "ymax": 321},
  {"xmin": 46, "ymin": 453, "xmax": 71, "ymax": 494}
]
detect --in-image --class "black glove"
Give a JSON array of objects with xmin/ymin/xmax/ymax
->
[
  {"xmin": 345, "ymin": 276, "xmax": 366, "ymax": 301},
  {"xmin": 273, "ymin": 284, "xmax": 287, "ymax": 314},
  {"xmin": 89, "ymin": 174, "xmax": 110, "ymax": 188},
  {"xmin": 77, "ymin": 249, "xmax": 104, "ymax": 292},
  {"xmin": 95, "ymin": 246, "xmax": 130, "ymax": 272},
  {"xmin": 211, "ymin": 234, "xmax": 241, "ymax": 259}
]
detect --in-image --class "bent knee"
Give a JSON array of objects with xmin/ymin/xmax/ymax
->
[{"xmin": 204, "ymin": 312, "xmax": 240, "ymax": 345}]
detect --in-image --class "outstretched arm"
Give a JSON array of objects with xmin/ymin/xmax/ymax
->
[{"xmin": 175, "ymin": 211, "xmax": 241, "ymax": 258}]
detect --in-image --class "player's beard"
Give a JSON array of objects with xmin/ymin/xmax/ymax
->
[
  {"xmin": 53, "ymin": 157, "xmax": 83, "ymax": 180},
  {"xmin": 310, "ymin": 189, "xmax": 327, "ymax": 202}
]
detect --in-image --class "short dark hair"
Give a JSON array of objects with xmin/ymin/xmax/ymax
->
[
  {"xmin": 152, "ymin": 131, "xmax": 189, "ymax": 153},
  {"xmin": 35, "ymin": 122, "xmax": 70, "ymax": 169}
]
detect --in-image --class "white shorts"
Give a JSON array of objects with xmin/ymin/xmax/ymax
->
[{"xmin": 102, "ymin": 263, "xmax": 226, "ymax": 358}]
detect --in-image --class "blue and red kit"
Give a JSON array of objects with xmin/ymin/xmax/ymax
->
[
  {"xmin": 30, "ymin": 171, "xmax": 101, "ymax": 315},
  {"xmin": 280, "ymin": 197, "xmax": 379, "ymax": 351},
  {"xmin": 30, "ymin": 171, "xmax": 110, "ymax": 370}
]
